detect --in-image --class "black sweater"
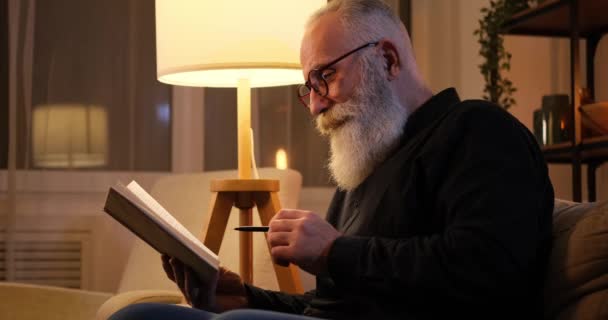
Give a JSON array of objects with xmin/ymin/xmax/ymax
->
[{"xmin": 245, "ymin": 88, "xmax": 554, "ymax": 320}]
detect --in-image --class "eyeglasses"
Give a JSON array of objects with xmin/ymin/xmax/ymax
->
[{"xmin": 297, "ymin": 41, "xmax": 379, "ymax": 108}]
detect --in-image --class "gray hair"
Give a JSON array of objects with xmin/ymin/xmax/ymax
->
[{"xmin": 307, "ymin": 0, "xmax": 404, "ymax": 46}]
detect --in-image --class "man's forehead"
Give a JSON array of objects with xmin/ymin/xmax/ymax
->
[{"xmin": 300, "ymin": 13, "xmax": 351, "ymax": 72}]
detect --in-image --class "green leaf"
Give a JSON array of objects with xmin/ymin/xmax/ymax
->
[{"xmin": 476, "ymin": 0, "xmax": 528, "ymax": 109}]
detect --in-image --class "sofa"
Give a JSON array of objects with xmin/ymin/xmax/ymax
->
[
  {"xmin": 0, "ymin": 282, "xmax": 112, "ymax": 320},
  {"xmin": 0, "ymin": 168, "xmax": 307, "ymax": 320},
  {"xmin": 1, "ymin": 196, "xmax": 607, "ymax": 319},
  {"xmin": 544, "ymin": 199, "xmax": 608, "ymax": 319},
  {"xmin": 97, "ymin": 198, "xmax": 608, "ymax": 320}
]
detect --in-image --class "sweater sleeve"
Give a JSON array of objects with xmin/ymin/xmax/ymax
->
[
  {"xmin": 326, "ymin": 104, "xmax": 553, "ymax": 308},
  {"xmin": 244, "ymin": 284, "xmax": 315, "ymax": 314}
]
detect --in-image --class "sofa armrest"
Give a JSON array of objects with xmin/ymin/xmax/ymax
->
[
  {"xmin": 0, "ymin": 282, "xmax": 112, "ymax": 320},
  {"xmin": 96, "ymin": 290, "xmax": 184, "ymax": 320}
]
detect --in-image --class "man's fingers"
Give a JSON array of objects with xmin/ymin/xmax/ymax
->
[
  {"xmin": 184, "ymin": 267, "xmax": 202, "ymax": 308},
  {"xmin": 216, "ymin": 267, "xmax": 244, "ymax": 294},
  {"xmin": 273, "ymin": 209, "xmax": 311, "ymax": 220},
  {"xmin": 269, "ymin": 209, "xmax": 320, "ymax": 232},
  {"xmin": 161, "ymin": 255, "xmax": 176, "ymax": 282},
  {"xmin": 162, "ymin": 255, "xmax": 176, "ymax": 281},
  {"xmin": 169, "ymin": 258, "xmax": 189, "ymax": 304},
  {"xmin": 270, "ymin": 246, "xmax": 292, "ymax": 267},
  {"xmin": 269, "ymin": 218, "xmax": 299, "ymax": 232},
  {"xmin": 267, "ymin": 231, "xmax": 291, "ymax": 247}
]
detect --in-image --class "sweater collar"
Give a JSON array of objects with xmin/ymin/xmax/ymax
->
[{"xmin": 403, "ymin": 87, "xmax": 461, "ymax": 140}]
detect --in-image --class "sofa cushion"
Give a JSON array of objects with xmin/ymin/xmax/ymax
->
[
  {"xmin": 0, "ymin": 282, "xmax": 111, "ymax": 320},
  {"xmin": 545, "ymin": 199, "xmax": 608, "ymax": 319}
]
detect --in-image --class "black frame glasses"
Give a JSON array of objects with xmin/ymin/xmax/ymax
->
[{"xmin": 297, "ymin": 41, "xmax": 379, "ymax": 108}]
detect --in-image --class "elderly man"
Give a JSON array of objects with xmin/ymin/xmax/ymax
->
[{"xmin": 111, "ymin": 0, "xmax": 554, "ymax": 319}]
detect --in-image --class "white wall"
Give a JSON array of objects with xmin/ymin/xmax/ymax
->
[
  {"xmin": 412, "ymin": 0, "xmax": 485, "ymax": 100},
  {"xmin": 0, "ymin": 171, "xmax": 168, "ymax": 292},
  {"xmin": 412, "ymin": 0, "xmax": 607, "ymax": 202}
]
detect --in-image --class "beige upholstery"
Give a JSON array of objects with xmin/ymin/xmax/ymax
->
[
  {"xmin": 13, "ymin": 171, "xmax": 608, "ymax": 319},
  {"xmin": 545, "ymin": 199, "xmax": 608, "ymax": 320},
  {"xmin": 95, "ymin": 290, "xmax": 184, "ymax": 320},
  {"xmin": 0, "ymin": 282, "xmax": 111, "ymax": 320},
  {"xmin": 94, "ymin": 195, "xmax": 608, "ymax": 320},
  {"xmin": 98, "ymin": 197, "xmax": 608, "ymax": 320}
]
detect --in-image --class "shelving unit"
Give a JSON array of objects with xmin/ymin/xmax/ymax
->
[{"xmin": 502, "ymin": 0, "xmax": 608, "ymax": 202}]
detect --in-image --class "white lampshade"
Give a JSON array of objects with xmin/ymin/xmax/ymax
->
[
  {"xmin": 155, "ymin": 0, "xmax": 325, "ymax": 88},
  {"xmin": 32, "ymin": 104, "xmax": 108, "ymax": 168}
]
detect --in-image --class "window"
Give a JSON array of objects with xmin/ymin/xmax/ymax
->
[
  {"xmin": 204, "ymin": 86, "xmax": 332, "ymax": 187},
  {"xmin": 7, "ymin": 0, "xmax": 171, "ymax": 171},
  {"xmin": 1, "ymin": 1, "xmax": 7, "ymax": 169},
  {"xmin": 204, "ymin": 88, "xmax": 238, "ymax": 172}
]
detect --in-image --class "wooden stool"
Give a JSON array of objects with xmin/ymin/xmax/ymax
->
[{"xmin": 201, "ymin": 179, "xmax": 303, "ymax": 294}]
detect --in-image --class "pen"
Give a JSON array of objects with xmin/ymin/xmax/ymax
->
[{"xmin": 234, "ymin": 226, "xmax": 269, "ymax": 232}]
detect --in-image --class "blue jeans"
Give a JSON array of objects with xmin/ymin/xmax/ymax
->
[{"xmin": 109, "ymin": 303, "xmax": 322, "ymax": 320}]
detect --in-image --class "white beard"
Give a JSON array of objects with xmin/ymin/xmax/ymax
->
[{"xmin": 316, "ymin": 55, "xmax": 409, "ymax": 191}]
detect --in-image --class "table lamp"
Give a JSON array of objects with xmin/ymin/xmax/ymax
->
[{"xmin": 155, "ymin": 0, "xmax": 324, "ymax": 293}]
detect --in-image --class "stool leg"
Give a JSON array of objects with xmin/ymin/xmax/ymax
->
[
  {"xmin": 235, "ymin": 192, "xmax": 255, "ymax": 284},
  {"xmin": 195, "ymin": 191, "xmax": 234, "ymax": 306},
  {"xmin": 202, "ymin": 192, "xmax": 235, "ymax": 254},
  {"xmin": 254, "ymin": 191, "xmax": 303, "ymax": 294},
  {"xmin": 239, "ymin": 207, "xmax": 253, "ymax": 284}
]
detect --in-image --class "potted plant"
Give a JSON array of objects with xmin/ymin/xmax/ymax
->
[{"xmin": 474, "ymin": 0, "xmax": 542, "ymax": 109}]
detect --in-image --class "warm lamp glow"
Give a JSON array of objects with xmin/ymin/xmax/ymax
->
[
  {"xmin": 275, "ymin": 148, "xmax": 288, "ymax": 170},
  {"xmin": 155, "ymin": 0, "xmax": 324, "ymax": 179},
  {"xmin": 32, "ymin": 104, "xmax": 108, "ymax": 168},
  {"xmin": 155, "ymin": 0, "xmax": 325, "ymax": 88}
]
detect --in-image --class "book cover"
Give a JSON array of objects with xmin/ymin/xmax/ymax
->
[{"xmin": 103, "ymin": 181, "xmax": 219, "ymax": 284}]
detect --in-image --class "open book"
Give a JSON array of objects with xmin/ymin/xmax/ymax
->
[{"xmin": 103, "ymin": 181, "xmax": 219, "ymax": 283}]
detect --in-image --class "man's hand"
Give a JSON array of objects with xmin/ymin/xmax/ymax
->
[
  {"xmin": 161, "ymin": 254, "xmax": 248, "ymax": 312},
  {"xmin": 267, "ymin": 209, "xmax": 341, "ymax": 275}
]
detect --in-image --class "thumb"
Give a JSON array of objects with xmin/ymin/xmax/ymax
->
[{"xmin": 186, "ymin": 266, "xmax": 218, "ymax": 311}]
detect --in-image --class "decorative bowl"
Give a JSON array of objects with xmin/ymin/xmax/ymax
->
[{"xmin": 580, "ymin": 102, "xmax": 608, "ymax": 136}]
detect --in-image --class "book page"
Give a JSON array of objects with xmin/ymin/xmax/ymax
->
[{"xmin": 125, "ymin": 181, "xmax": 219, "ymax": 264}]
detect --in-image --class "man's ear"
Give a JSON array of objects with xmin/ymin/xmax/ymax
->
[{"xmin": 379, "ymin": 40, "xmax": 400, "ymax": 80}]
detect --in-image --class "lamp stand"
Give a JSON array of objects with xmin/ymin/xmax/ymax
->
[
  {"xmin": 200, "ymin": 79, "xmax": 303, "ymax": 294},
  {"xmin": 237, "ymin": 79, "xmax": 253, "ymax": 180}
]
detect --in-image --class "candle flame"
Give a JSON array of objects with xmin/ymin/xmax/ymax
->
[{"xmin": 276, "ymin": 148, "xmax": 288, "ymax": 169}]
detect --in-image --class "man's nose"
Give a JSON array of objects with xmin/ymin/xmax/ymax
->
[{"xmin": 308, "ymin": 90, "xmax": 330, "ymax": 116}]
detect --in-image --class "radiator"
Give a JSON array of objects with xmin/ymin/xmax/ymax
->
[{"xmin": 0, "ymin": 231, "xmax": 92, "ymax": 289}]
